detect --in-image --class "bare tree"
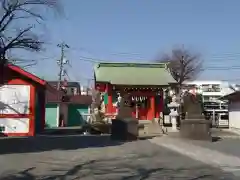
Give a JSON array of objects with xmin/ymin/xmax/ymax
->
[
  {"xmin": 0, "ymin": 0, "xmax": 62, "ymax": 65},
  {"xmin": 157, "ymin": 47, "xmax": 203, "ymax": 88}
]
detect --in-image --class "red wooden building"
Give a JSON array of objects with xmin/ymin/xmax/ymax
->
[
  {"xmin": 0, "ymin": 64, "xmax": 47, "ymax": 136},
  {"xmin": 94, "ymin": 63, "xmax": 176, "ymax": 120}
]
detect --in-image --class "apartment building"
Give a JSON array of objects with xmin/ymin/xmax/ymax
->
[{"xmin": 183, "ymin": 80, "xmax": 238, "ymax": 102}]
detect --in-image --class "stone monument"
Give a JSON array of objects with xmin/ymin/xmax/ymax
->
[
  {"xmin": 111, "ymin": 93, "xmax": 138, "ymax": 141},
  {"xmin": 180, "ymin": 91, "xmax": 211, "ymax": 141},
  {"xmin": 167, "ymin": 95, "xmax": 180, "ymax": 132},
  {"xmin": 86, "ymin": 90, "xmax": 111, "ymax": 134}
]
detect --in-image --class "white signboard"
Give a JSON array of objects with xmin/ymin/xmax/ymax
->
[
  {"xmin": 0, "ymin": 85, "xmax": 30, "ymax": 114},
  {"xmin": 0, "ymin": 118, "xmax": 29, "ymax": 133}
]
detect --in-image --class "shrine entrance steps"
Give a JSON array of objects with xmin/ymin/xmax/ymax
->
[{"xmin": 138, "ymin": 120, "xmax": 164, "ymax": 138}]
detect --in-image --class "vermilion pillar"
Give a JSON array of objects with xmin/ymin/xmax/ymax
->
[
  {"xmin": 155, "ymin": 95, "xmax": 160, "ymax": 119},
  {"xmin": 151, "ymin": 96, "xmax": 155, "ymax": 120},
  {"xmin": 147, "ymin": 95, "xmax": 155, "ymax": 120},
  {"xmin": 106, "ymin": 83, "xmax": 113, "ymax": 114}
]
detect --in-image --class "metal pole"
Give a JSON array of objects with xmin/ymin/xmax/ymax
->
[
  {"xmin": 213, "ymin": 109, "xmax": 215, "ymax": 127},
  {"xmin": 57, "ymin": 45, "xmax": 64, "ymax": 90},
  {"xmin": 179, "ymin": 55, "xmax": 184, "ymax": 122},
  {"xmin": 57, "ymin": 42, "xmax": 69, "ymax": 90}
]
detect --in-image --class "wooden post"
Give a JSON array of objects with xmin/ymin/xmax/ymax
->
[
  {"xmin": 106, "ymin": 83, "xmax": 113, "ymax": 114},
  {"xmin": 151, "ymin": 95, "xmax": 155, "ymax": 120},
  {"xmin": 147, "ymin": 95, "xmax": 155, "ymax": 120}
]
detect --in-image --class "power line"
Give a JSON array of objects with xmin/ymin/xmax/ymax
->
[
  {"xmin": 44, "ymin": 43, "xmax": 240, "ymax": 69},
  {"xmin": 77, "ymin": 56, "xmax": 240, "ymax": 71},
  {"xmin": 45, "ymin": 42, "xmax": 147, "ymax": 59},
  {"xmin": 45, "ymin": 42, "xmax": 240, "ymax": 61},
  {"xmin": 44, "ymin": 42, "xmax": 240, "ymax": 73},
  {"xmin": 202, "ymin": 66, "xmax": 240, "ymax": 70}
]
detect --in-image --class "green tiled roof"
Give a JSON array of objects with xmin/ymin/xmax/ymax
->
[{"xmin": 94, "ymin": 62, "xmax": 176, "ymax": 86}]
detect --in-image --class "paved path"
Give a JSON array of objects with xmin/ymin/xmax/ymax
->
[
  {"xmin": 211, "ymin": 128, "xmax": 240, "ymax": 139},
  {"xmin": 150, "ymin": 136, "xmax": 240, "ymax": 177},
  {"xmin": 0, "ymin": 135, "xmax": 237, "ymax": 179},
  {"xmin": 188, "ymin": 138, "xmax": 240, "ymax": 158}
]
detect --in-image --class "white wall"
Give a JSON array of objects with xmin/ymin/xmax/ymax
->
[
  {"xmin": 229, "ymin": 102, "xmax": 240, "ymax": 129},
  {"xmin": 0, "ymin": 118, "xmax": 29, "ymax": 133}
]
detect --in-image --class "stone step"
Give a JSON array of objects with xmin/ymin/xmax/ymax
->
[{"xmin": 138, "ymin": 121, "xmax": 164, "ymax": 137}]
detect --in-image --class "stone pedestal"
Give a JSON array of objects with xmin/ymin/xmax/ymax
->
[
  {"xmin": 111, "ymin": 94, "xmax": 138, "ymax": 141},
  {"xmin": 171, "ymin": 116, "xmax": 178, "ymax": 131},
  {"xmin": 180, "ymin": 120, "xmax": 212, "ymax": 141},
  {"xmin": 111, "ymin": 118, "xmax": 138, "ymax": 141}
]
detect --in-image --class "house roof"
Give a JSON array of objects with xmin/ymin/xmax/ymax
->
[
  {"xmin": 94, "ymin": 62, "xmax": 176, "ymax": 86},
  {"xmin": 46, "ymin": 93, "xmax": 92, "ymax": 105},
  {"xmin": 45, "ymin": 83, "xmax": 92, "ymax": 105},
  {"xmin": 69, "ymin": 95, "xmax": 92, "ymax": 105},
  {"xmin": 47, "ymin": 81, "xmax": 81, "ymax": 94},
  {"xmin": 8, "ymin": 64, "xmax": 46, "ymax": 85},
  {"xmin": 221, "ymin": 91, "xmax": 240, "ymax": 101},
  {"xmin": 47, "ymin": 81, "xmax": 80, "ymax": 89},
  {"xmin": 46, "ymin": 87, "xmax": 63, "ymax": 103}
]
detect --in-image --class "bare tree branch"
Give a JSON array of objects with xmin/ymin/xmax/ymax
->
[
  {"xmin": 156, "ymin": 47, "xmax": 203, "ymax": 87},
  {"xmin": 0, "ymin": 0, "xmax": 62, "ymax": 65}
]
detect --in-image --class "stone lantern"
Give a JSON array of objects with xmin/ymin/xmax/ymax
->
[{"xmin": 167, "ymin": 95, "xmax": 180, "ymax": 131}]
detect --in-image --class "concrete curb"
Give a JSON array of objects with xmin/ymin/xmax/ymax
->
[
  {"xmin": 162, "ymin": 134, "xmax": 240, "ymax": 139},
  {"xmin": 222, "ymin": 129, "xmax": 240, "ymax": 136},
  {"xmin": 161, "ymin": 128, "xmax": 240, "ymax": 140},
  {"xmin": 218, "ymin": 135, "xmax": 240, "ymax": 139},
  {"xmin": 162, "ymin": 133, "xmax": 240, "ymax": 140}
]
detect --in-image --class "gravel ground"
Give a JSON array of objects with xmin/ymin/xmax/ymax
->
[{"xmin": 0, "ymin": 135, "xmax": 237, "ymax": 180}]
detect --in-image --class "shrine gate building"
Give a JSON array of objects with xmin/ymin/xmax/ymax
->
[{"xmin": 94, "ymin": 63, "xmax": 176, "ymax": 120}]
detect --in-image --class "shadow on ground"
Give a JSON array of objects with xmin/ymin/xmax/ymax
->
[
  {"xmin": 0, "ymin": 135, "xmax": 123, "ymax": 155},
  {"xmin": 212, "ymin": 136, "xmax": 222, "ymax": 142},
  {"xmin": 0, "ymin": 155, "xmax": 236, "ymax": 180}
]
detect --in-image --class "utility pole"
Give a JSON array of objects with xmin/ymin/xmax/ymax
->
[
  {"xmin": 179, "ymin": 55, "xmax": 184, "ymax": 122},
  {"xmin": 57, "ymin": 42, "xmax": 69, "ymax": 90}
]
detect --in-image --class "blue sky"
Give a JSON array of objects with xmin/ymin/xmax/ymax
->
[{"xmin": 25, "ymin": 0, "xmax": 240, "ymax": 85}]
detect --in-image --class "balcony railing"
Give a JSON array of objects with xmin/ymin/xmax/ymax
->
[{"xmin": 202, "ymin": 88, "xmax": 221, "ymax": 92}]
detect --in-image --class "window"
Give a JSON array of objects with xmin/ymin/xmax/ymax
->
[
  {"xmin": 202, "ymin": 85, "xmax": 209, "ymax": 92},
  {"xmin": 203, "ymin": 95, "xmax": 221, "ymax": 102},
  {"xmin": 202, "ymin": 84, "xmax": 221, "ymax": 92},
  {"xmin": 73, "ymin": 88, "xmax": 78, "ymax": 95},
  {"xmin": 212, "ymin": 85, "xmax": 221, "ymax": 92},
  {"xmin": 209, "ymin": 96, "xmax": 220, "ymax": 101},
  {"xmin": 203, "ymin": 96, "xmax": 210, "ymax": 101},
  {"xmin": 0, "ymin": 126, "xmax": 5, "ymax": 132},
  {"xmin": 203, "ymin": 101, "xmax": 220, "ymax": 110}
]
